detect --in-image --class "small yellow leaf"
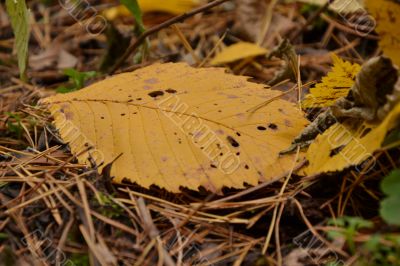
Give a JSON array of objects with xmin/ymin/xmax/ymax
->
[
  {"xmin": 103, "ymin": 6, "xmax": 131, "ymax": 21},
  {"xmin": 301, "ymin": 54, "xmax": 361, "ymax": 109},
  {"xmin": 43, "ymin": 63, "xmax": 308, "ymax": 193},
  {"xmin": 103, "ymin": 0, "xmax": 200, "ymax": 20},
  {"xmin": 365, "ymin": 0, "xmax": 400, "ymax": 66},
  {"xmin": 210, "ymin": 42, "xmax": 268, "ymax": 66},
  {"xmin": 305, "ymin": 102, "xmax": 400, "ymax": 175}
]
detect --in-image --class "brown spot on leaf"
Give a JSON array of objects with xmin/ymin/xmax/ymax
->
[
  {"xmin": 148, "ymin": 91, "xmax": 164, "ymax": 98},
  {"xmin": 268, "ymin": 123, "xmax": 278, "ymax": 130},
  {"xmin": 227, "ymin": 136, "xmax": 240, "ymax": 148},
  {"xmin": 165, "ymin": 88, "xmax": 177, "ymax": 94},
  {"xmin": 360, "ymin": 128, "xmax": 372, "ymax": 138},
  {"xmin": 329, "ymin": 145, "xmax": 345, "ymax": 157}
]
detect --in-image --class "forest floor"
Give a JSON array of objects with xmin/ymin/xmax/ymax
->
[{"xmin": 1, "ymin": 0, "xmax": 400, "ymax": 265}]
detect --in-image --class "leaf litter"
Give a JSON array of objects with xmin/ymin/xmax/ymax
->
[{"xmin": 1, "ymin": 0, "xmax": 400, "ymax": 265}]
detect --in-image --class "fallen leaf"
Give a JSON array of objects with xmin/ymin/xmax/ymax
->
[
  {"xmin": 57, "ymin": 49, "xmax": 78, "ymax": 70},
  {"xmin": 102, "ymin": 5, "xmax": 130, "ymax": 21},
  {"xmin": 103, "ymin": 0, "xmax": 200, "ymax": 20},
  {"xmin": 305, "ymin": 101, "xmax": 400, "ymax": 175},
  {"xmin": 210, "ymin": 42, "xmax": 268, "ymax": 66},
  {"xmin": 288, "ymin": 56, "xmax": 397, "ymax": 156},
  {"xmin": 43, "ymin": 63, "xmax": 308, "ymax": 192},
  {"xmin": 30, "ymin": 45, "xmax": 78, "ymax": 71},
  {"xmin": 365, "ymin": 0, "xmax": 400, "ymax": 67},
  {"xmin": 302, "ymin": 54, "xmax": 361, "ymax": 109},
  {"xmin": 29, "ymin": 46, "xmax": 59, "ymax": 71}
]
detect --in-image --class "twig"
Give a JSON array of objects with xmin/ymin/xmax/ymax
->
[{"xmin": 109, "ymin": 0, "xmax": 231, "ymax": 74}]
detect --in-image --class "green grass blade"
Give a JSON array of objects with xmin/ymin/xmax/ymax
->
[
  {"xmin": 6, "ymin": 0, "xmax": 30, "ymax": 81},
  {"xmin": 119, "ymin": 0, "xmax": 146, "ymax": 33}
]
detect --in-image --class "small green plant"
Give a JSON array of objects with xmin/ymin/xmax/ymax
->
[
  {"xmin": 119, "ymin": 0, "xmax": 149, "ymax": 63},
  {"xmin": 327, "ymin": 216, "xmax": 373, "ymax": 253},
  {"xmin": 380, "ymin": 169, "xmax": 400, "ymax": 226},
  {"xmin": 5, "ymin": 112, "xmax": 23, "ymax": 139},
  {"xmin": 56, "ymin": 68, "xmax": 97, "ymax": 93},
  {"xmin": 96, "ymin": 193, "xmax": 124, "ymax": 219},
  {"xmin": 69, "ymin": 253, "xmax": 90, "ymax": 266},
  {"xmin": 356, "ymin": 234, "xmax": 400, "ymax": 266}
]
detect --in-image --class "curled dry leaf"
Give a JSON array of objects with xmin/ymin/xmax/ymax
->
[
  {"xmin": 42, "ymin": 63, "xmax": 308, "ymax": 192},
  {"xmin": 284, "ymin": 56, "xmax": 398, "ymax": 155},
  {"xmin": 305, "ymin": 102, "xmax": 400, "ymax": 175},
  {"xmin": 305, "ymin": 57, "xmax": 400, "ymax": 175},
  {"xmin": 29, "ymin": 45, "xmax": 78, "ymax": 71}
]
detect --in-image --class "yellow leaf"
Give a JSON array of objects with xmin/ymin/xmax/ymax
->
[
  {"xmin": 301, "ymin": 54, "xmax": 361, "ymax": 109},
  {"xmin": 365, "ymin": 0, "xmax": 400, "ymax": 66},
  {"xmin": 305, "ymin": 102, "xmax": 400, "ymax": 175},
  {"xmin": 210, "ymin": 42, "xmax": 268, "ymax": 66},
  {"xmin": 103, "ymin": 6, "xmax": 130, "ymax": 21},
  {"xmin": 139, "ymin": 0, "xmax": 199, "ymax": 14},
  {"xmin": 43, "ymin": 63, "xmax": 308, "ymax": 192},
  {"xmin": 103, "ymin": 0, "xmax": 200, "ymax": 20}
]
